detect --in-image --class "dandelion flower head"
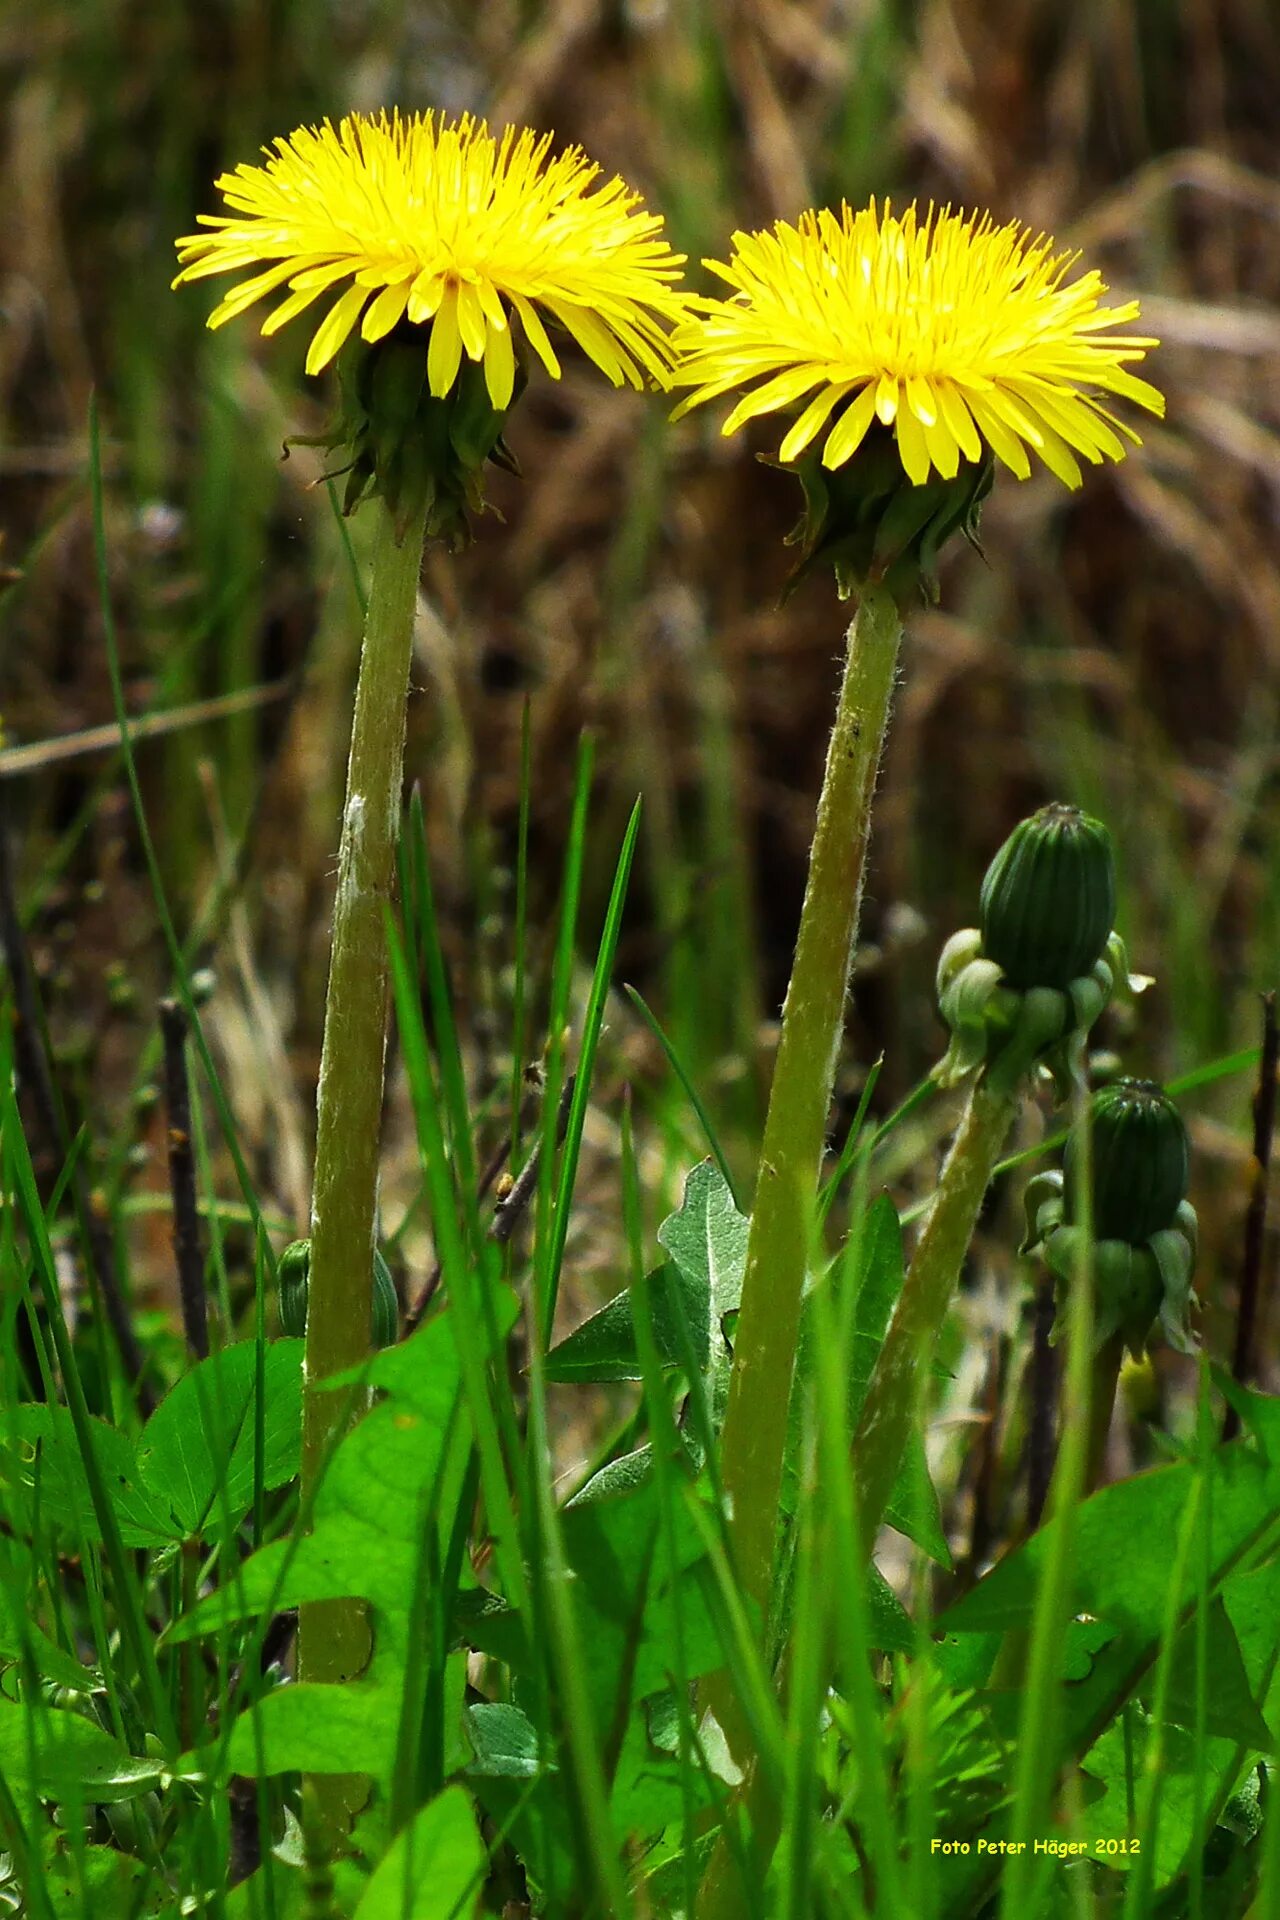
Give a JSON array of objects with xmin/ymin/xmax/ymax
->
[
  {"xmin": 174, "ymin": 110, "xmax": 688, "ymax": 409},
  {"xmin": 676, "ymin": 201, "xmax": 1163, "ymax": 490}
]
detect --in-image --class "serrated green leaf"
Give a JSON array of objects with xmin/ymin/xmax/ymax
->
[
  {"xmin": 351, "ymin": 1784, "xmax": 484, "ymax": 1919},
  {"xmin": 867, "ymin": 1564, "xmax": 916, "ymax": 1654},
  {"xmin": 137, "ymin": 1339, "xmax": 303, "ymax": 1537},
  {"xmin": 1161, "ymin": 1596, "xmax": 1273, "ymax": 1751},
  {"xmin": 545, "ymin": 1265, "xmax": 709, "ymax": 1384},
  {"xmin": 656, "ymin": 1159, "xmax": 748, "ymax": 1327}
]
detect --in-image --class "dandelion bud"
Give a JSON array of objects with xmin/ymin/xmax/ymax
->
[
  {"xmin": 371, "ymin": 1247, "xmax": 400, "ymax": 1349},
  {"xmin": 276, "ymin": 1237, "xmax": 399, "ymax": 1348},
  {"xmin": 277, "ymin": 1238, "xmax": 311, "ymax": 1339},
  {"xmin": 979, "ymin": 803, "xmax": 1116, "ymax": 991},
  {"xmin": 1065, "ymin": 1078, "xmax": 1190, "ymax": 1244}
]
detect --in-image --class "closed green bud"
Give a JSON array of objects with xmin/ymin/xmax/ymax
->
[
  {"xmin": 276, "ymin": 1237, "xmax": 400, "ymax": 1348},
  {"xmin": 979, "ymin": 803, "xmax": 1116, "ymax": 991},
  {"xmin": 278, "ymin": 1238, "xmax": 311, "ymax": 1339},
  {"xmin": 1065, "ymin": 1078, "xmax": 1190, "ymax": 1244},
  {"xmin": 371, "ymin": 1246, "xmax": 400, "ymax": 1349}
]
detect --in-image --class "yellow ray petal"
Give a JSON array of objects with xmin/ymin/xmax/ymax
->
[
  {"xmin": 510, "ymin": 293, "xmax": 562, "ymax": 378},
  {"xmin": 427, "ymin": 283, "xmax": 464, "ymax": 396},
  {"xmin": 361, "ymin": 280, "xmax": 411, "ymax": 343},
  {"xmin": 965, "ymin": 392, "xmax": 1032, "ymax": 479},
  {"xmin": 894, "ymin": 399, "xmax": 931, "ymax": 484},
  {"xmin": 455, "ymin": 280, "xmax": 488, "ymax": 361},
  {"xmin": 821, "ymin": 383, "xmax": 878, "ymax": 469},
  {"xmin": 874, "ymin": 373, "xmax": 900, "ymax": 425},
  {"xmin": 721, "ymin": 365, "xmax": 827, "ymax": 437},
  {"xmin": 305, "ymin": 283, "xmax": 370, "ymax": 374},
  {"xmin": 778, "ymin": 380, "xmax": 854, "ymax": 463},
  {"xmin": 483, "ymin": 308, "xmax": 516, "ymax": 411}
]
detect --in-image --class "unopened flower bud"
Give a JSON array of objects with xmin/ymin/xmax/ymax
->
[
  {"xmin": 277, "ymin": 1239, "xmax": 311, "ymax": 1340},
  {"xmin": 1065, "ymin": 1078, "xmax": 1190, "ymax": 1244},
  {"xmin": 979, "ymin": 803, "xmax": 1116, "ymax": 991},
  {"xmin": 276, "ymin": 1237, "xmax": 399, "ymax": 1348}
]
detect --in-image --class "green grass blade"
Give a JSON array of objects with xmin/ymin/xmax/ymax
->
[
  {"xmin": 622, "ymin": 982, "xmax": 740, "ymax": 1208},
  {"xmin": 541, "ymin": 797, "xmax": 643, "ymax": 1345}
]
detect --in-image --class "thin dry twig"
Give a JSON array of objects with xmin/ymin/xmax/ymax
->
[{"xmin": 402, "ymin": 1075, "xmax": 576, "ymax": 1334}]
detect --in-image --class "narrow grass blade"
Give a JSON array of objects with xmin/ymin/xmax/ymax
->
[{"xmin": 622, "ymin": 982, "xmax": 740, "ymax": 1208}]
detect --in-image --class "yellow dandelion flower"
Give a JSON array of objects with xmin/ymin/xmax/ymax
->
[
  {"xmin": 174, "ymin": 109, "xmax": 687, "ymax": 408},
  {"xmin": 675, "ymin": 200, "xmax": 1164, "ymax": 490}
]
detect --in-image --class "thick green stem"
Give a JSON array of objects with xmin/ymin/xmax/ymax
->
[
  {"xmin": 710, "ymin": 583, "xmax": 901, "ymax": 1737},
  {"xmin": 1084, "ymin": 1332, "xmax": 1124, "ymax": 1493},
  {"xmin": 853, "ymin": 1073, "xmax": 1019, "ymax": 1545},
  {"xmin": 298, "ymin": 495, "xmax": 427, "ymax": 1812}
]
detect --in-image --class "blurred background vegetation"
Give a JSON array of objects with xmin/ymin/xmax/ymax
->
[{"xmin": 2, "ymin": 0, "xmax": 1278, "ymax": 1480}]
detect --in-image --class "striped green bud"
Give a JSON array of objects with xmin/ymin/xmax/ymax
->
[
  {"xmin": 1065, "ymin": 1078, "xmax": 1190, "ymax": 1244},
  {"xmin": 979, "ymin": 803, "xmax": 1116, "ymax": 991},
  {"xmin": 276, "ymin": 1237, "xmax": 399, "ymax": 1348},
  {"xmin": 278, "ymin": 1239, "xmax": 311, "ymax": 1340}
]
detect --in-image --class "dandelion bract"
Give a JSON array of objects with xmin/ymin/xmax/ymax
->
[
  {"xmin": 676, "ymin": 201, "xmax": 1164, "ymax": 488},
  {"xmin": 174, "ymin": 110, "xmax": 687, "ymax": 407}
]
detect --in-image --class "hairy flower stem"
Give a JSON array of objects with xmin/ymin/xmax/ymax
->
[
  {"xmin": 852, "ymin": 1074, "xmax": 1019, "ymax": 1545},
  {"xmin": 708, "ymin": 582, "xmax": 901, "ymax": 1757},
  {"xmin": 299, "ymin": 495, "xmax": 427, "ymax": 1836}
]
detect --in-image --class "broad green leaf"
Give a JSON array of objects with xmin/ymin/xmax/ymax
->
[
  {"xmin": 137, "ymin": 1339, "xmax": 303, "ymax": 1537},
  {"xmin": 170, "ymin": 1307, "xmax": 503, "ymax": 1643},
  {"xmin": 0, "ymin": 1698, "xmax": 161, "ymax": 1802},
  {"xmin": 561, "ymin": 1476, "xmax": 724, "ymax": 1735},
  {"xmin": 545, "ymin": 1264, "xmax": 709, "ymax": 1383},
  {"xmin": 946, "ymin": 1409, "xmax": 1280, "ymax": 1775},
  {"xmin": 0, "ymin": 1544, "xmax": 98, "ymax": 1691},
  {"xmin": 611, "ymin": 1692, "xmax": 717, "ymax": 1839},
  {"xmin": 176, "ymin": 1307, "xmax": 505, "ymax": 1802},
  {"xmin": 227, "ymin": 1655, "xmax": 470, "ymax": 1785},
  {"xmin": 0, "ymin": 1406, "xmax": 174, "ymax": 1548},
  {"xmin": 352, "ymin": 1784, "xmax": 485, "ymax": 1920},
  {"xmin": 1080, "ymin": 1559, "xmax": 1280, "ymax": 1884},
  {"xmin": 1081, "ymin": 1710, "xmax": 1230, "ymax": 1887},
  {"xmin": 1161, "ymin": 1596, "xmax": 1273, "ymax": 1751},
  {"xmin": 0, "ymin": 1603, "xmax": 94, "ymax": 1694},
  {"xmin": 944, "ymin": 1444, "xmax": 1280, "ymax": 1643},
  {"xmin": 227, "ymin": 1682, "xmax": 399, "ymax": 1777},
  {"xmin": 46, "ymin": 1846, "xmax": 164, "ymax": 1917}
]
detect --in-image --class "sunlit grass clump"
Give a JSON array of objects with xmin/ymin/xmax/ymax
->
[
  {"xmin": 173, "ymin": 108, "xmax": 688, "ymax": 403},
  {"xmin": 676, "ymin": 200, "xmax": 1165, "ymax": 486}
]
